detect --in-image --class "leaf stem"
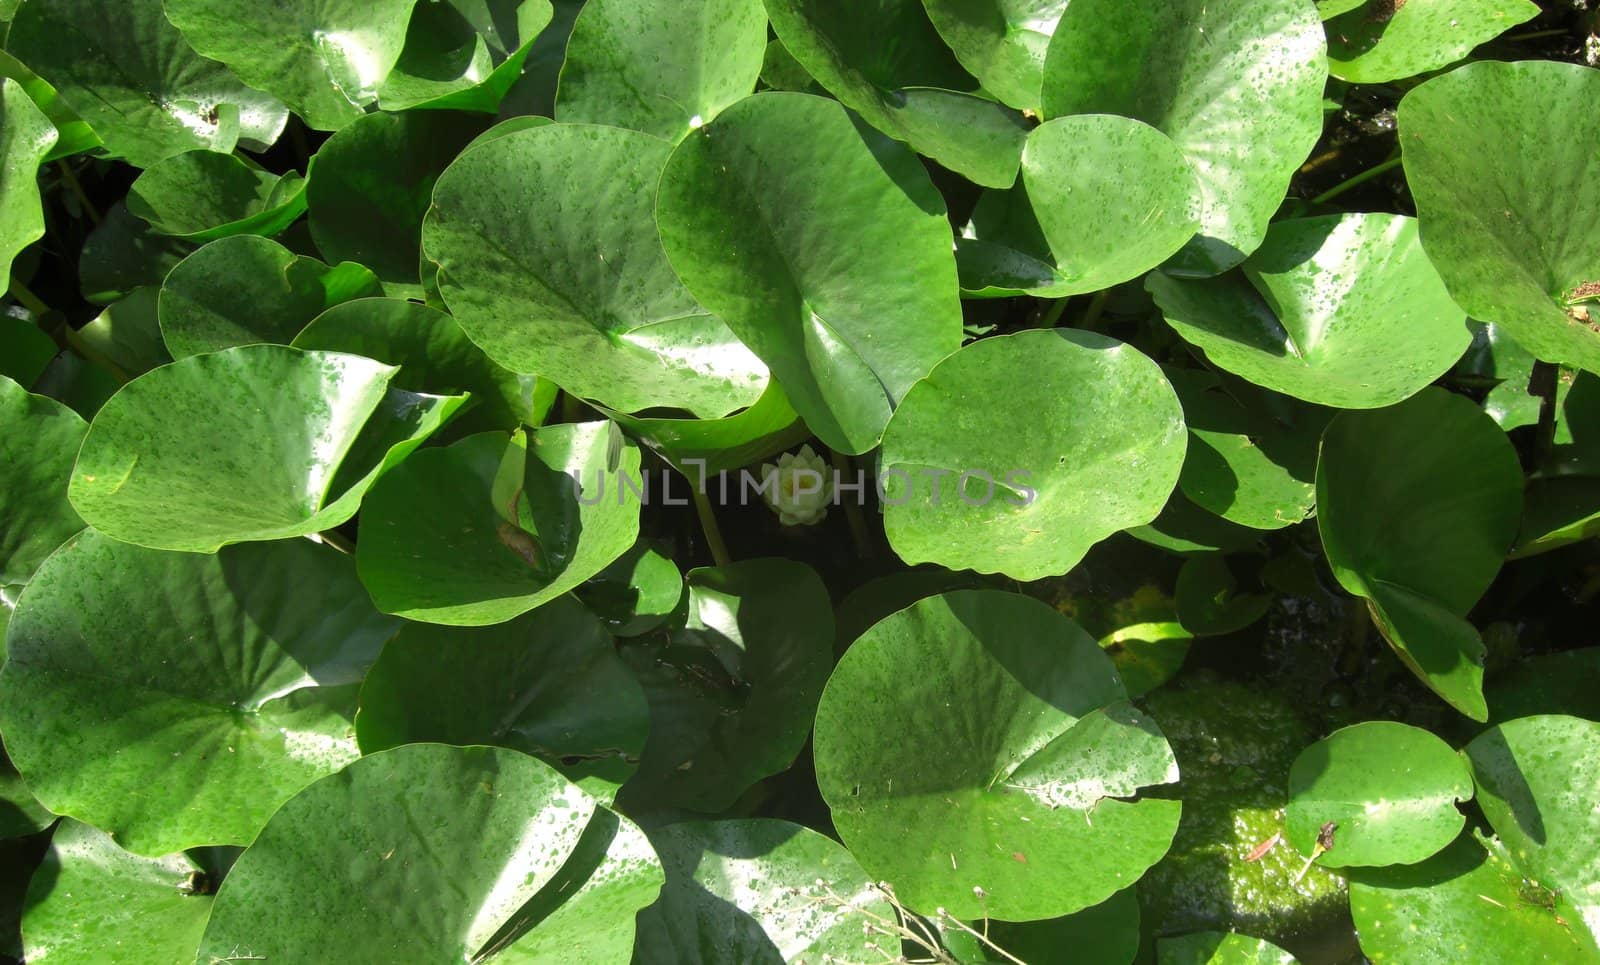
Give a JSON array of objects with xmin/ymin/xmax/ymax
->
[
  {"xmin": 1079, "ymin": 289, "xmax": 1110, "ymax": 330},
  {"xmin": 1309, "ymin": 156, "xmax": 1403, "ymax": 206},
  {"xmin": 6, "ymin": 277, "xmax": 52, "ymax": 319},
  {"xmin": 830, "ymin": 447, "xmax": 873, "ymax": 559},
  {"xmin": 312, "ymin": 530, "xmax": 355, "ymax": 555},
  {"xmin": 690, "ymin": 483, "xmax": 731, "ymax": 567},
  {"xmin": 55, "ymin": 160, "xmax": 101, "ymax": 225},
  {"xmin": 1031, "ymin": 297, "xmax": 1069, "ymax": 329}
]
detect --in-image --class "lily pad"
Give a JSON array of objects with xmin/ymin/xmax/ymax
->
[
  {"xmin": 69, "ymin": 345, "xmax": 464, "ymax": 553},
  {"xmin": 0, "ymin": 377, "xmax": 86, "ymax": 586},
  {"xmin": 1175, "ymin": 553, "xmax": 1271, "ymax": 637},
  {"xmin": 1158, "ymin": 931, "xmax": 1298, "ymax": 964},
  {"xmin": 1042, "ymin": 0, "xmax": 1326, "ymax": 275},
  {"xmin": 20, "ymin": 820, "xmax": 215, "ymax": 965},
  {"xmin": 378, "ymin": 0, "xmax": 555, "ymax": 112},
  {"xmin": 656, "ymin": 91, "xmax": 963, "ymax": 452},
  {"xmin": 633, "ymin": 819, "xmax": 897, "ymax": 964},
  {"xmin": 426, "ymin": 122, "xmax": 767, "ymax": 419},
  {"xmin": 813, "ymin": 589, "xmax": 1182, "ymax": 921},
  {"xmin": 1317, "ymin": 388, "xmax": 1523, "ymax": 720},
  {"xmin": 308, "ymin": 109, "xmax": 490, "ymax": 296},
  {"xmin": 163, "ymin": 0, "xmax": 420, "ymax": 131},
  {"xmin": 355, "ymin": 425, "xmax": 642, "ymax": 626},
  {"xmin": 617, "ymin": 559, "xmax": 834, "ymax": 814},
  {"xmin": 556, "ymin": 0, "xmax": 766, "ymax": 140},
  {"xmin": 1286, "ymin": 720, "xmax": 1473, "ymax": 868},
  {"xmin": 879, "ymin": 329, "xmax": 1186, "ymax": 580},
  {"xmin": 0, "ymin": 318, "xmax": 55, "ymax": 387},
  {"xmin": 0, "ymin": 763, "xmax": 52, "ymax": 841},
  {"xmin": 1020, "ymin": 115, "xmax": 1201, "ymax": 296},
  {"xmin": 0, "ymin": 79, "xmax": 56, "ymax": 284},
  {"xmin": 196, "ymin": 744, "xmax": 664, "ymax": 963},
  {"xmin": 72, "ymin": 288, "xmax": 173, "ymax": 380},
  {"xmin": 1464, "ymin": 715, "xmax": 1600, "ymax": 932},
  {"xmin": 1326, "ymin": 0, "xmax": 1538, "ymax": 84},
  {"xmin": 922, "ymin": 0, "xmax": 1068, "ymax": 112},
  {"xmin": 158, "ymin": 235, "xmax": 383, "ymax": 358},
  {"xmin": 6, "ymin": 0, "xmax": 287, "ymax": 167},
  {"xmin": 946, "ymin": 888, "xmax": 1142, "ymax": 964},
  {"xmin": 0, "ymin": 530, "xmax": 399, "ymax": 855},
  {"xmin": 355, "ymin": 597, "xmax": 649, "ymax": 801},
  {"xmin": 0, "ymin": 49, "xmax": 99, "ymax": 161},
  {"xmin": 77, "ymin": 203, "xmax": 193, "ymax": 305},
  {"xmin": 574, "ymin": 541, "xmax": 684, "ymax": 637},
  {"xmin": 764, "ymin": 0, "xmax": 1029, "ymax": 187},
  {"xmin": 126, "ymin": 151, "xmax": 305, "ymax": 242},
  {"xmin": 1399, "ymin": 61, "xmax": 1600, "ymax": 374},
  {"xmin": 291, "ymin": 297, "xmax": 549, "ymax": 431},
  {"xmin": 1149, "ymin": 214, "xmax": 1470, "ymax": 408},
  {"xmin": 602, "ymin": 378, "xmax": 810, "ymax": 476}
]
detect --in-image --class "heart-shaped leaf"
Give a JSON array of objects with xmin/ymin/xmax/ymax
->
[
  {"xmin": 1175, "ymin": 553, "xmax": 1271, "ymax": 637},
  {"xmin": 158, "ymin": 236, "xmax": 382, "ymax": 358},
  {"xmin": 764, "ymin": 0, "xmax": 1029, "ymax": 187},
  {"xmin": 921, "ymin": 0, "xmax": 1068, "ymax": 112},
  {"xmin": 69, "ymin": 345, "xmax": 464, "ymax": 553},
  {"xmin": 356, "ymin": 596, "xmax": 649, "ymax": 801},
  {"xmin": 556, "ymin": 0, "xmax": 766, "ymax": 141},
  {"xmin": 20, "ymin": 820, "xmax": 216, "ymax": 965},
  {"xmin": 163, "ymin": 0, "xmax": 421, "ymax": 131},
  {"xmin": 378, "ymin": 0, "xmax": 555, "ymax": 112},
  {"xmin": 634, "ymin": 819, "xmax": 896, "ymax": 964},
  {"xmin": 814, "ymin": 589, "xmax": 1182, "ymax": 921},
  {"xmin": 879, "ymin": 330, "xmax": 1186, "ymax": 580},
  {"xmin": 0, "ymin": 530, "xmax": 399, "ymax": 855},
  {"xmin": 6, "ymin": 0, "xmax": 287, "ymax": 167},
  {"xmin": 1042, "ymin": 0, "xmax": 1326, "ymax": 275},
  {"xmin": 426, "ymin": 122, "xmax": 767, "ymax": 419},
  {"xmin": 356, "ymin": 425, "xmax": 641, "ymax": 625},
  {"xmin": 1326, "ymin": 0, "xmax": 1538, "ymax": 83},
  {"xmin": 1317, "ymin": 388, "xmax": 1524, "ymax": 719},
  {"xmin": 602, "ymin": 378, "xmax": 810, "ymax": 475},
  {"xmin": 196, "ymin": 744, "xmax": 664, "ymax": 963},
  {"xmin": 575, "ymin": 541, "xmax": 684, "ymax": 637},
  {"xmin": 308, "ymin": 110, "xmax": 490, "ymax": 297},
  {"xmin": 1020, "ymin": 114, "xmax": 1201, "ymax": 296},
  {"xmin": 1158, "ymin": 931, "xmax": 1298, "ymax": 965},
  {"xmin": 657, "ymin": 92, "xmax": 964, "ymax": 452},
  {"xmin": 0, "ymin": 79, "xmax": 56, "ymax": 283},
  {"xmin": 1149, "ymin": 214, "xmax": 1470, "ymax": 408},
  {"xmin": 0, "ymin": 377, "xmax": 85, "ymax": 586},
  {"xmin": 1286, "ymin": 721, "xmax": 1473, "ymax": 868},
  {"xmin": 126, "ymin": 151, "xmax": 305, "ymax": 242},
  {"xmin": 617, "ymin": 558, "xmax": 834, "ymax": 813},
  {"xmin": 1400, "ymin": 61, "xmax": 1600, "ymax": 374}
]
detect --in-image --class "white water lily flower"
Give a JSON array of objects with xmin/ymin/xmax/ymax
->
[{"xmin": 760, "ymin": 444, "xmax": 831, "ymax": 526}]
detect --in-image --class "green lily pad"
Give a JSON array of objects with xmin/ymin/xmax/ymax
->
[
  {"xmin": 634, "ymin": 819, "xmax": 897, "ymax": 964},
  {"xmin": 1317, "ymin": 388, "xmax": 1523, "ymax": 720},
  {"xmin": 356, "ymin": 425, "xmax": 642, "ymax": 626},
  {"xmin": 0, "ymin": 530, "xmax": 399, "ymax": 855},
  {"xmin": 1487, "ymin": 648, "xmax": 1600, "ymax": 725},
  {"xmin": 922, "ymin": 0, "xmax": 1068, "ymax": 111},
  {"xmin": 1020, "ymin": 114, "xmax": 1201, "ymax": 296},
  {"xmin": 556, "ymin": 0, "xmax": 766, "ymax": 140},
  {"xmin": 307, "ymin": 109, "xmax": 489, "ymax": 296},
  {"xmin": 1326, "ymin": 0, "xmax": 1538, "ymax": 84},
  {"xmin": 574, "ymin": 541, "xmax": 684, "ymax": 637},
  {"xmin": 158, "ymin": 235, "xmax": 383, "ymax": 358},
  {"xmin": 0, "ymin": 49, "xmax": 100, "ymax": 161},
  {"xmin": 1175, "ymin": 553, "xmax": 1271, "ymax": 637},
  {"xmin": 1465, "ymin": 715, "xmax": 1600, "ymax": 932},
  {"xmin": 0, "ymin": 79, "xmax": 56, "ymax": 284},
  {"xmin": 656, "ymin": 91, "xmax": 963, "ymax": 452},
  {"xmin": 879, "ymin": 329, "xmax": 1186, "ymax": 580},
  {"xmin": 196, "ymin": 744, "xmax": 664, "ymax": 963},
  {"xmin": 356, "ymin": 596, "xmax": 649, "ymax": 801},
  {"xmin": 0, "ymin": 763, "xmax": 52, "ymax": 841},
  {"xmin": 617, "ymin": 558, "xmax": 834, "ymax": 814},
  {"xmin": 764, "ymin": 0, "xmax": 1029, "ymax": 187},
  {"xmin": 77, "ymin": 203, "xmax": 193, "ymax": 305},
  {"xmin": 1042, "ymin": 0, "xmax": 1326, "ymax": 275},
  {"xmin": 6, "ymin": 0, "xmax": 287, "ymax": 167},
  {"xmin": 602, "ymin": 378, "xmax": 810, "ymax": 476},
  {"xmin": 1158, "ymin": 931, "xmax": 1298, "ymax": 964},
  {"xmin": 426, "ymin": 122, "xmax": 767, "ymax": 419},
  {"xmin": 0, "ymin": 318, "xmax": 55, "ymax": 387},
  {"xmin": 1149, "ymin": 214, "xmax": 1470, "ymax": 408},
  {"xmin": 1349, "ymin": 835, "xmax": 1596, "ymax": 964},
  {"xmin": 72, "ymin": 288, "xmax": 172, "ymax": 380},
  {"xmin": 163, "ymin": 0, "xmax": 420, "ymax": 131},
  {"xmin": 69, "ymin": 345, "xmax": 464, "ymax": 553},
  {"xmin": 954, "ymin": 184, "xmax": 1073, "ymax": 298},
  {"xmin": 0, "ymin": 377, "xmax": 85, "ymax": 586},
  {"xmin": 126, "ymin": 151, "xmax": 305, "ymax": 243},
  {"xmin": 1400, "ymin": 61, "xmax": 1600, "ymax": 374},
  {"xmin": 944, "ymin": 888, "xmax": 1142, "ymax": 964},
  {"xmin": 378, "ymin": 0, "xmax": 555, "ymax": 112},
  {"xmin": 292, "ymin": 297, "xmax": 549, "ymax": 431},
  {"xmin": 20, "ymin": 820, "xmax": 215, "ymax": 965},
  {"xmin": 813, "ymin": 589, "xmax": 1182, "ymax": 921},
  {"xmin": 1286, "ymin": 721, "xmax": 1473, "ymax": 868}
]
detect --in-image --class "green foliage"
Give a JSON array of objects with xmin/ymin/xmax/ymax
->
[{"xmin": 0, "ymin": 0, "xmax": 1594, "ymax": 960}]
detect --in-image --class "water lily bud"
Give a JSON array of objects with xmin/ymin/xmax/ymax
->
[{"xmin": 759, "ymin": 444, "xmax": 831, "ymax": 526}]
